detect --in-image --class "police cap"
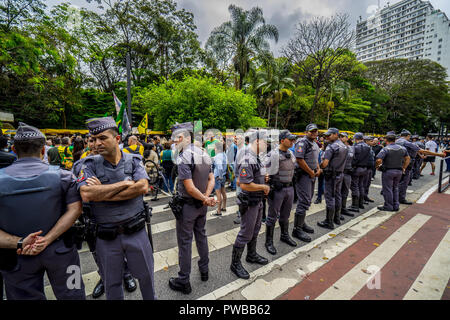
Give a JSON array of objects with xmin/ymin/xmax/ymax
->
[
  {"xmin": 279, "ymin": 130, "xmax": 297, "ymax": 140},
  {"xmin": 324, "ymin": 128, "xmax": 339, "ymax": 136},
  {"xmin": 14, "ymin": 122, "xmax": 45, "ymax": 141},
  {"xmin": 339, "ymin": 132, "xmax": 348, "ymax": 138},
  {"xmin": 86, "ymin": 117, "xmax": 118, "ymax": 135},
  {"xmin": 305, "ymin": 123, "xmax": 318, "ymax": 132},
  {"xmin": 353, "ymin": 132, "xmax": 364, "ymax": 140},
  {"xmin": 400, "ymin": 129, "xmax": 411, "ymax": 136},
  {"xmin": 385, "ymin": 131, "xmax": 396, "ymax": 138}
]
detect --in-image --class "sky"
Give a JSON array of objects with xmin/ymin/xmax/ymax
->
[{"xmin": 46, "ymin": 0, "xmax": 450, "ymax": 55}]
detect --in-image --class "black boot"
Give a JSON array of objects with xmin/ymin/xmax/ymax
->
[
  {"xmin": 92, "ymin": 279, "xmax": 105, "ymax": 299},
  {"xmin": 230, "ymin": 246, "xmax": 250, "ymax": 279},
  {"xmin": 302, "ymin": 222, "xmax": 314, "ymax": 234},
  {"xmin": 265, "ymin": 225, "xmax": 277, "ymax": 255},
  {"xmin": 317, "ymin": 208, "xmax": 335, "ymax": 229},
  {"xmin": 341, "ymin": 197, "xmax": 355, "ymax": 217},
  {"xmin": 292, "ymin": 215, "xmax": 312, "ymax": 242},
  {"xmin": 334, "ymin": 207, "xmax": 342, "ymax": 225},
  {"xmin": 279, "ymin": 221, "xmax": 297, "ymax": 247},
  {"xmin": 358, "ymin": 196, "xmax": 365, "ymax": 209},
  {"xmin": 168, "ymin": 277, "xmax": 192, "ymax": 294},
  {"xmin": 349, "ymin": 195, "xmax": 360, "ymax": 213},
  {"xmin": 246, "ymin": 237, "xmax": 268, "ymax": 265},
  {"xmin": 314, "ymin": 196, "xmax": 322, "ymax": 204},
  {"xmin": 364, "ymin": 196, "xmax": 374, "ymax": 203}
]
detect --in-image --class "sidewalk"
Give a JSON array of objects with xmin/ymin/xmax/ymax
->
[{"xmin": 281, "ymin": 190, "xmax": 450, "ymax": 300}]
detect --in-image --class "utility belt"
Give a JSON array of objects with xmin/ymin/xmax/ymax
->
[
  {"xmin": 323, "ymin": 169, "xmax": 342, "ymax": 179},
  {"xmin": 380, "ymin": 166, "xmax": 402, "ymax": 172},
  {"xmin": 237, "ymin": 192, "xmax": 263, "ymax": 215},
  {"xmin": 344, "ymin": 169, "xmax": 353, "ymax": 175},
  {"xmin": 62, "ymin": 219, "xmax": 85, "ymax": 250},
  {"xmin": 268, "ymin": 181, "xmax": 292, "ymax": 200},
  {"xmin": 168, "ymin": 193, "xmax": 204, "ymax": 221},
  {"xmin": 96, "ymin": 211, "xmax": 147, "ymax": 241}
]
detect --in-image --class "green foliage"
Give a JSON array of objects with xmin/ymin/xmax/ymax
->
[
  {"xmin": 206, "ymin": 5, "xmax": 278, "ymax": 90},
  {"xmin": 330, "ymin": 97, "xmax": 371, "ymax": 131},
  {"xmin": 134, "ymin": 76, "xmax": 265, "ymax": 131}
]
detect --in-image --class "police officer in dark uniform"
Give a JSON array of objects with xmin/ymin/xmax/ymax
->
[
  {"xmin": 376, "ymin": 132, "xmax": 410, "ymax": 212},
  {"xmin": 231, "ymin": 130, "xmax": 270, "ymax": 279},
  {"xmin": 339, "ymin": 132, "xmax": 355, "ymax": 217},
  {"xmin": 396, "ymin": 129, "xmax": 446, "ymax": 203},
  {"xmin": 411, "ymin": 135, "xmax": 425, "ymax": 180},
  {"xmin": 318, "ymin": 128, "xmax": 348, "ymax": 229},
  {"xmin": 349, "ymin": 133, "xmax": 371, "ymax": 213},
  {"xmin": 77, "ymin": 117, "xmax": 155, "ymax": 300},
  {"xmin": 396, "ymin": 130, "xmax": 419, "ymax": 205},
  {"xmin": 263, "ymin": 130, "xmax": 298, "ymax": 255},
  {"xmin": 72, "ymin": 137, "xmax": 137, "ymax": 298},
  {"xmin": 0, "ymin": 122, "xmax": 85, "ymax": 300},
  {"xmin": 363, "ymin": 136, "xmax": 375, "ymax": 204},
  {"xmin": 292, "ymin": 124, "xmax": 321, "ymax": 242},
  {"xmin": 168, "ymin": 122, "xmax": 216, "ymax": 294}
]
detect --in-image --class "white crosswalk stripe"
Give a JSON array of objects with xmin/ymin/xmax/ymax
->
[
  {"xmin": 403, "ymin": 229, "xmax": 450, "ymax": 300},
  {"xmin": 316, "ymin": 213, "xmax": 431, "ymax": 300}
]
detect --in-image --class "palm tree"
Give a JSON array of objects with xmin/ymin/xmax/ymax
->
[
  {"xmin": 255, "ymin": 56, "xmax": 294, "ymax": 128},
  {"xmin": 206, "ymin": 5, "xmax": 279, "ymax": 90}
]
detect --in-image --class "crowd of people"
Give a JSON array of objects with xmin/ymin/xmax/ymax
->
[{"xmin": 0, "ymin": 118, "xmax": 449, "ymax": 301}]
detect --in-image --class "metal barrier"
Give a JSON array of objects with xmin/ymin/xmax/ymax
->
[{"xmin": 438, "ymin": 156, "xmax": 450, "ymax": 193}]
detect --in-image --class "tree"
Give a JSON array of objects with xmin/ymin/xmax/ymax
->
[
  {"xmin": 364, "ymin": 59, "xmax": 450, "ymax": 134},
  {"xmin": 206, "ymin": 5, "xmax": 278, "ymax": 90},
  {"xmin": 254, "ymin": 56, "xmax": 294, "ymax": 128},
  {"xmin": 282, "ymin": 13, "xmax": 355, "ymax": 121},
  {"xmin": 134, "ymin": 76, "xmax": 266, "ymax": 131},
  {"xmin": 0, "ymin": 0, "xmax": 45, "ymax": 32}
]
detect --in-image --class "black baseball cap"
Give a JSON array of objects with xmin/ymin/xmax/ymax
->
[{"xmin": 324, "ymin": 128, "xmax": 339, "ymax": 136}]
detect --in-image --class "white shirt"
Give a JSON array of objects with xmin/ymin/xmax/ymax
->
[{"xmin": 425, "ymin": 140, "xmax": 438, "ymax": 153}]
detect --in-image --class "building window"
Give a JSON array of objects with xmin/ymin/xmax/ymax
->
[{"xmin": 437, "ymin": 57, "xmax": 441, "ymax": 61}]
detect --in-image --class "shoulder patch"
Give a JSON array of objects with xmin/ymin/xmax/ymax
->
[
  {"xmin": 240, "ymin": 168, "xmax": 248, "ymax": 177},
  {"xmin": 77, "ymin": 169, "xmax": 86, "ymax": 183}
]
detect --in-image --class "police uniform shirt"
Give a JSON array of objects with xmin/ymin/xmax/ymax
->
[
  {"xmin": 345, "ymin": 145, "xmax": 354, "ymax": 170},
  {"xmin": 4, "ymin": 158, "xmax": 80, "ymax": 205},
  {"xmin": 376, "ymin": 144, "xmax": 407, "ymax": 161},
  {"xmin": 177, "ymin": 145, "xmax": 212, "ymax": 199},
  {"xmin": 76, "ymin": 151, "xmax": 149, "ymax": 189},
  {"xmin": 237, "ymin": 148, "xmax": 265, "ymax": 197},
  {"xmin": 323, "ymin": 139, "xmax": 348, "ymax": 172},
  {"xmin": 294, "ymin": 137, "xmax": 319, "ymax": 170},
  {"xmin": 396, "ymin": 138, "xmax": 420, "ymax": 158},
  {"xmin": 263, "ymin": 149, "xmax": 295, "ymax": 177}
]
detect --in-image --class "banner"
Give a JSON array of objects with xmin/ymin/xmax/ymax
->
[{"xmin": 138, "ymin": 113, "xmax": 148, "ymax": 135}]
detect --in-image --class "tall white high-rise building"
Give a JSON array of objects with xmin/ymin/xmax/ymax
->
[{"xmin": 355, "ymin": 0, "xmax": 450, "ymax": 76}]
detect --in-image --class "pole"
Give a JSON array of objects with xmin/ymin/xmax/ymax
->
[{"xmin": 126, "ymin": 53, "xmax": 132, "ymax": 126}]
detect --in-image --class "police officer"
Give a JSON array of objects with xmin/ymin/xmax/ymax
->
[
  {"xmin": 0, "ymin": 122, "xmax": 85, "ymax": 300},
  {"xmin": 376, "ymin": 132, "xmax": 410, "ymax": 212},
  {"xmin": 77, "ymin": 117, "xmax": 155, "ymax": 300},
  {"xmin": 349, "ymin": 133, "xmax": 371, "ymax": 213},
  {"xmin": 318, "ymin": 128, "xmax": 348, "ymax": 229},
  {"xmin": 411, "ymin": 135, "xmax": 425, "ymax": 180},
  {"xmin": 292, "ymin": 124, "xmax": 321, "ymax": 242},
  {"xmin": 231, "ymin": 130, "xmax": 270, "ymax": 279},
  {"xmin": 168, "ymin": 122, "xmax": 216, "ymax": 294},
  {"xmin": 339, "ymin": 132, "xmax": 355, "ymax": 217},
  {"xmin": 396, "ymin": 129, "xmax": 446, "ymax": 204},
  {"xmin": 263, "ymin": 130, "xmax": 298, "ymax": 255},
  {"xmin": 363, "ymin": 136, "xmax": 375, "ymax": 204},
  {"xmin": 73, "ymin": 137, "xmax": 137, "ymax": 299}
]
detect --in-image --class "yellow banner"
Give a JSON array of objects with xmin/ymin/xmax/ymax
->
[{"xmin": 138, "ymin": 113, "xmax": 148, "ymax": 135}]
